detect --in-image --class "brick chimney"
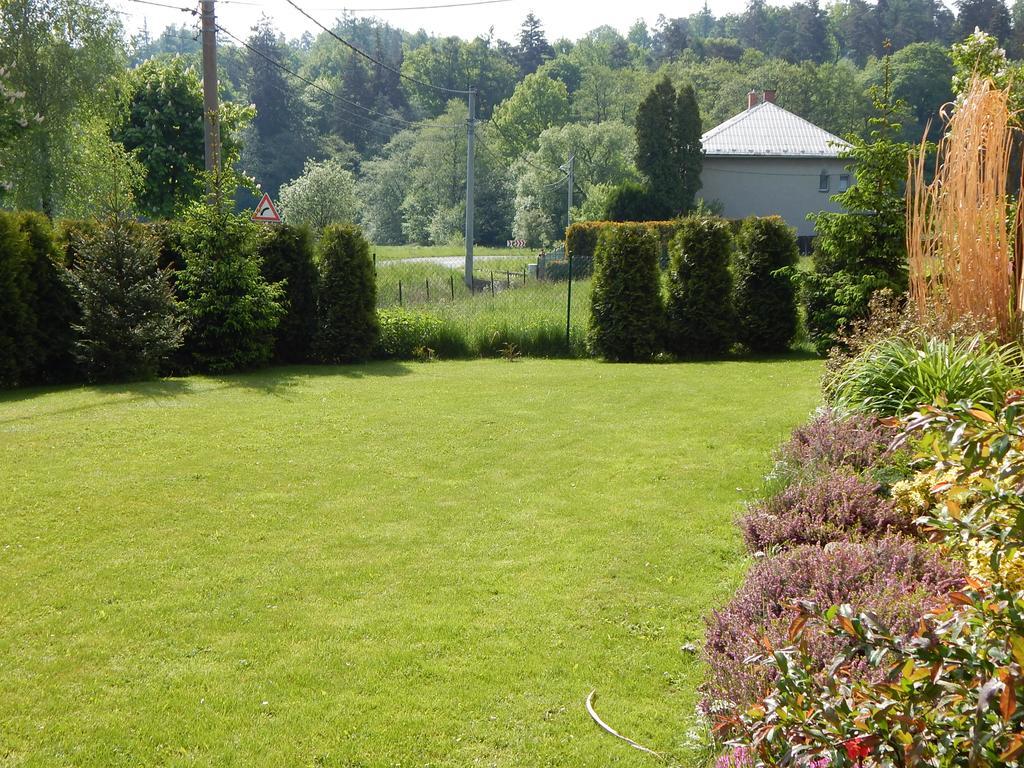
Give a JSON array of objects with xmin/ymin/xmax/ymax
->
[
  {"xmin": 763, "ymin": 88, "xmax": 777, "ymax": 104},
  {"xmin": 747, "ymin": 90, "xmax": 760, "ymax": 110}
]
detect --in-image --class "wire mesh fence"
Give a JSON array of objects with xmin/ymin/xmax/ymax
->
[{"xmin": 372, "ymin": 251, "xmax": 589, "ymax": 357}]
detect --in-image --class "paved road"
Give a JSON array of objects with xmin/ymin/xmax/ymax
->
[{"xmin": 376, "ymin": 254, "xmax": 530, "ymax": 269}]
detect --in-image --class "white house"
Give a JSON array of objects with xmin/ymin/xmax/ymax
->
[{"xmin": 698, "ymin": 90, "xmax": 850, "ymax": 240}]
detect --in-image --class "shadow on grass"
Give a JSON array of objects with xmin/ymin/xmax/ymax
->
[
  {"xmin": 0, "ymin": 361, "xmax": 417, "ymax": 418},
  {"xmin": 216, "ymin": 361, "xmax": 413, "ymax": 396}
]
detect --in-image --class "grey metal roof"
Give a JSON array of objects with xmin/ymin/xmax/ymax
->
[{"xmin": 701, "ymin": 101, "xmax": 850, "ymax": 157}]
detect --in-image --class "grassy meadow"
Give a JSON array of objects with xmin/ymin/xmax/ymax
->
[
  {"xmin": 372, "ymin": 244, "xmax": 535, "ymax": 262},
  {"xmin": 0, "ymin": 359, "xmax": 821, "ymax": 766}
]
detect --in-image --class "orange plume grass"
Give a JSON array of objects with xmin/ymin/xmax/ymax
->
[{"xmin": 907, "ymin": 76, "xmax": 1023, "ymax": 342}]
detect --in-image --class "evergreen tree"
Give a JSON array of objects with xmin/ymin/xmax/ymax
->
[
  {"xmin": 68, "ymin": 214, "xmax": 183, "ymax": 382},
  {"xmin": 674, "ymin": 84, "xmax": 703, "ymax": 214},
  {"xmin": 803, "ymin": 53, "xmax": 911, "ymax": 353},
  {"xmin": 956, "ymin": 0, "xmax": 1012, "ymax": 43},
  {"xmin": 516, "ymin": 13, "xmax": 554, "ymax": 77},
  {"xmin": 635, "ymin": 76, "xmax": 677, "ymax": 211},
  {"xmin": 315, "ymin": 224, "xmax": 378, "ymax": 363},
  {"xmin": 635, "ymin": 76, "xmax": 703, "ymax": 216}
]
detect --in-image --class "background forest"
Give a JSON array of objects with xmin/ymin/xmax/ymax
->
[{"xmin": 0, "ymin": 0, "xmax": 1018, "ymax": 247}]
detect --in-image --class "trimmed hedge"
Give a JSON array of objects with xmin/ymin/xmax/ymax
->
[
  {"xmin": 734, "ymin": 216, "xmax": 799, "ymax": 353},
  {"xmin": 259, "ymin": 223, "xmax": 318, "ymax": 364},
  {"xmin": 601, "ymin": 181, "xmax": 673, "ymax": 223},
  {"xmin": 316, "ymin": 224, "xmax": 379, "ymax": 363},
  {"xmin": 565, "ymin": 219, "xmax": 682, "ymax": 275},
  {"xmin": 586, "ymin": 224, "xmax": 663, "ymax": 361},
  {"xmin": 18, "ymin": 212, "xmax": 79, "ymax": 384},
  {"xmin": 665, "ymin": 215, "xmax": 735, "ymax": 357},
  {"xmin": 0, "ymin": 212, "xmax": 80, "ymax": 387}
]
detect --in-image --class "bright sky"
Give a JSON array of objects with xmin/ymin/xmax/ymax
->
[{"xmin": 111, "ymin": 0, "xmax": 761, "ymax": 45}]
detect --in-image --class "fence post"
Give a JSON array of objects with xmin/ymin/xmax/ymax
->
[
  {"xmin": 523, "ymin": 265, "xmax": 527, "ymax": 284},
  {"xmin": 426, "ymin": 277, "xmax": 430, "ymax": 302},
  {"xmin": 373, "ymin": 252, "xmax": 377, "ymax": 276},
  {"xmin": 450, "ymin": 273, "xmax": 455, "ymax": 301},
  {"xmin": 506, "ymin": 270, "xmax": 511, "ymax": 289},
  {"xmin": 399, "ymin": 280, "xmax": 403, "ymax": 307},
  {"xmin": 565, "ymin": 252, "xmax": 573, "ymax": 351},
  {"xmin": 490, "ymin": 271, "xmax": 495, "ymax": 296}
]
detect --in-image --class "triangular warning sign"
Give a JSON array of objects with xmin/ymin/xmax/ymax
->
[{"xmin": 251, "ymin": 193, "xmax": 281, "ymax": 223}]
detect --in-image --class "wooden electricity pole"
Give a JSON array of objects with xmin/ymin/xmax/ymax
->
[{"xmin": 200, "ymin": 0, "xmax": 220, "ymax": 175}]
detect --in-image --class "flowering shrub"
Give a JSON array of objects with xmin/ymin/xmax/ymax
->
[
  {"xmin": 725, "ymin": 581, "xmax": 1024, "ymax": 767},
  {"xmin": 702, "ymin": 537, "xmax": 960, "ymax": 719},
  {"xmin": 774, "ymin": 409, "xmax": 897, "ymax": 480},
  {"xmin": 740, "ymin": 474, "xmax": 911, "ymax": 552},
  {"xmin": 718, "ymin": 397, "xmax": 1024, "ymax": 766}
]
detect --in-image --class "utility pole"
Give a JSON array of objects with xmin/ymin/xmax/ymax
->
[
  {"xmin": 464, "ymin": 87, "xmax": 476, "ymax": 287},
  {"xmin": 566, "ymin": 153, "xmax": 575, "ymax": 232},
  {"xmin": 200, "ymin": 0, "xmax": 221, "ymax": 175}
]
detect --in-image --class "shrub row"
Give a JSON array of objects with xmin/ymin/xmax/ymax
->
[
  {"xmin": 0, "ymin": 208, "xmax": 379, "ymax": 386},
  {"xmin": 586, "ymin": 214, "xmax": 799, "ymax": 361}
]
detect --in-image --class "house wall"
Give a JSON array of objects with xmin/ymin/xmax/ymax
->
[{"xmin": 698, "ymin": 156, "xmax": 849, "ymax": 237}]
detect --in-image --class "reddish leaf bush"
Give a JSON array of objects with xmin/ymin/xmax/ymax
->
[
  {"xmin": 739, "ymin": 473, "xmax": 912, "ymax": 552},
  {"xmin": 701, "ymin": 537, "xmax": 962, "ymax": 719}
]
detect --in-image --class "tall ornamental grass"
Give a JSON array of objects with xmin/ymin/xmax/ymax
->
[{"xmin": 907, "ymin": 76, "xmax": 1023, "ymax": 341}]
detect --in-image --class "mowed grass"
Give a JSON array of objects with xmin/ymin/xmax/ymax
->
[
  {"xmin": 373, "ymin": 244, "xmax": 534, "ymax": 261},
  {"xmin": 0, "ymin": 359, "xmax": 821, "ymax": 767}
]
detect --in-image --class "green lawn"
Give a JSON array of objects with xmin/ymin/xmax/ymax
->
[
  {"xmin": 0, "ymin": 359, "xmax": 821, "ymax": 767},
  {"xmin": 373, "ymin": 244, "xmax": 534, "ymax": 261}
]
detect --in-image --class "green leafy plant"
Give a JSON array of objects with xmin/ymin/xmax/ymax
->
[
  {"xmin": 376, "ymin": 308, "xmax": 444, "ymax": 360},
  {"xmin": 586, "ymin": 223, "xmax": 663, "ymax": 362},
  {"xmin": 666, "ymin": 214, "xmax": 735, "ymax": 358},
  {"xmin": 734, "ymin": 216, "xmax": 799, "ymax": 354},
  {"xmin": 828, "ymin": 335, "xmax": 1022, "ymax": 416},
  {"xmin": 315, "ymin": 224, "xmax": 379, "ymax": 363}
]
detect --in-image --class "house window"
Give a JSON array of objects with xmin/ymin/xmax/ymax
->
[
  {"xmin": 838, "ymin": 174, "xmax": 851, "ymax": 192},
  {"xmin": 819, "ymin": 170, "xmax": 830, "ymax": 193}
]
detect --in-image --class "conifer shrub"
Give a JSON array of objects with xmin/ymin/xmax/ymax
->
[
  {"xmin": 54, "ymin": 218, "xmax": 102, "ymax": 268},
  {"xmin": 68, "ymin": 216, "xmax": 183, "ymax": 382},
  {"xmin": 665, "ymin": 215, "xmax": 735, "ymax": 357},
  {"xmin": 315, "ymin": 224, "xmax": 379, "ymax": 363},
  {"xmin": 586, "ymin": 223, "xmax": 662, "ymax": 361},
  {"xmin": 601, "ymin": 181, "xmax": 672, "ymax": 223},
  {"xmin": 258, "ymin": 223, "xmax": 318, "ymax": 364},
  {"xmin": 18, "ymin": 212, "xmax": 79, "ymax": 384},
  {"xmin": 177, "ymin": 198, "xmax": 284, "ymax": 373},
  {"xmin": 733, "ymin": 216, "xmax": 799, "ymax": 353},
  {"xmin": 0, "ymin": 212, "xmax": 33, "ymax": 387},
  {"xmin": 145, "ymin": 220, "xmax": 188, "ymax": 274}
]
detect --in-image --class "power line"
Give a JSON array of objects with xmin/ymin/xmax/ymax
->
[
  {"xmin": 339, "ymin": 0, "xmax": 511, "ymax": 10},
  {"xmin": 216, "ymin": 22, "xmax": 453, "ymax": 134},
  {"xmin": 124, "ymin": 0, "xmax": 198, "ymax": 13},
  {"xmin": 283, "ymin": 0, "xmax": 472, "ymax": 95}
]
